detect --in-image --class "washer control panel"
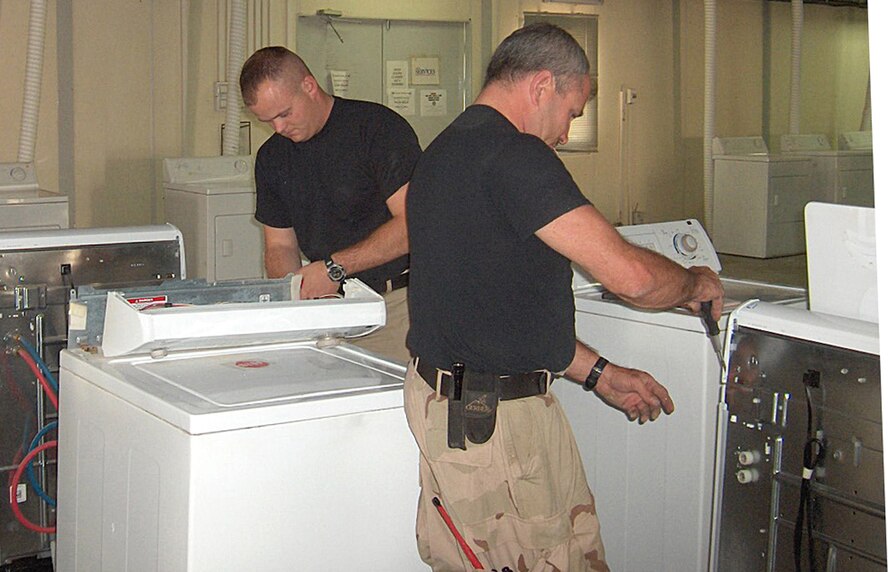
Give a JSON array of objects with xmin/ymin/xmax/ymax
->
[
  {"xmin": 617, "ymin": 219, "xmax": 721, "ymax": 272},
  {"xmin": 572, "ymin": 219, "xmax": 721, "ymax": 290}
]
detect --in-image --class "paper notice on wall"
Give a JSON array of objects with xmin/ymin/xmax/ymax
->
[
  {"xmin": 329, "ymin": 70, "xmax": 351, "ymax": 97},
  {"xmin": 420, "ymin": 89, "xmax": 447, "ymax": 117},
  {"xmin": 388, "ymin": 89, "xmax": 415, "ymax": 117},
  {"xmin": 387, "ymin": 61, "xmax": 409, "ymax": 89},
  {"xmin": 411, "ymin": 57, "xmax": 440, "ymax": 85}
]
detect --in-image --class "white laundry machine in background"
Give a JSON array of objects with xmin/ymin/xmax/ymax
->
[
  {"xmin": 0, "ymin": 162, "xmax": 69, "ymax": 231},
  {"xmin": 712, "ymin": 136, "xmax": 815, "ymax": 258},
  {"xmin": 56, "ymin": 277, "xmax": 424, "ymax": 571},
  {"xmin": 780, "ymin": 134, "xmax": 874, "ymax": 208},
  {"xmin": 163, "ymin": 155, "xmax": 264, "ymax": 282},
  {"xmin": 553, "ymin": 219, "xmax": 807, "ymax": 572}
]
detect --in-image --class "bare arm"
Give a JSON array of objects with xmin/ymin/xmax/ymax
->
[
  {"xmin": 536, "ymin": 204, "xmax": 725, "ymax": 318},
  {"xmin": 263, "ymin": 226, "xmax": 303, "ymax": 278},
  {"xmin": 299, "ymin": 183, "xmax": 410, "ymax": 298},
  {"xmin": 564, "ymin": 341, "xmax": 675, "ymax": 424}
]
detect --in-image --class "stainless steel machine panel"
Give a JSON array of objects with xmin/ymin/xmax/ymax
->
[
  {"xmin": 0, "ymin": 231, "xmax": 182, "ymax": 565},
  {"xmin": 714, "ymin": 323, "xmax": 884, "ymax": 571}
]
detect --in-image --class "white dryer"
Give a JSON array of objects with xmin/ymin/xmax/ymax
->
[
  {"xmin": 712, "ymin": 136, "xmax": 815, "ymax": 258},
  {"xmin": 780, "ymin": 134, "xmax": 873, "ymax": 208},
  {"xmin": 0, "ymin": 162, "xmax": 69, "ymax": 231},
  {"xmin": 163, "ymin": 156, "xmax": 264, "ymax": 282},
  {"xmin": 56, "ymin": 277, "xmax": 423, "ymax": 571},
  {"xmin": 554, "ymin": 219, "xmax": 807, "ymax": 572}
]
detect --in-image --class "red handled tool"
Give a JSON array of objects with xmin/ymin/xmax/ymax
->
[{"xmin": 432, "ymin": 496, "xmax": 484, "ymax": 569}]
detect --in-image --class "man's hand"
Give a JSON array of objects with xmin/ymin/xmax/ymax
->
[
  {"xmin": 297, "ymin": 260, "xmax": 341, "ymax": 299},
  {"xmin": 683, "ymin": 266, "xmax": 725, "ymax": 320},
  {"xmin": 593, "ymin": 362, "xmax": 675, "ymax": 424}
]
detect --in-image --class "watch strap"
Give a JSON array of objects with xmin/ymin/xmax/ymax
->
[{"xmin": 583, "ymin": 357, "xmax": 609, "ymax": 392}]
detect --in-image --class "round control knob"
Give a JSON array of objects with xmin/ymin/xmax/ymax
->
[
  {"xmin": 10, "ymin": 166, "xmax": 27, "ymax": 182},
  {"xmin": 736, "ymin": 468, "xmax": 760, "ymax": 484},
  {"xmin": 737, "ymin": 450, "xmax": 762, "ymax": 466},
  {"xmin": 234, "ymin": 159, "xmax": 249, "ymax": 173},
  {"xmin": 673, "ymin": 233, "xmax": 698, "ymax": 257}
]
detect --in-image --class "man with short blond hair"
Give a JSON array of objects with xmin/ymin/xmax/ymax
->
[{"xmin": 241, "ymin": 47, "xmax": 420, "ymax": 362}]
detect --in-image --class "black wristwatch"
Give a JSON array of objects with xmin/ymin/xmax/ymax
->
[
  {"xmin": 583, "ymin": 357, "xmax": 609, "ymax": 392},
  {"xmin": 324, "ymin": 257, "xmax": 347, "ymax": 283}
]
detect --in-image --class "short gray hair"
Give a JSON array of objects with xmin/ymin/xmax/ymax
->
[{"xmin": 484, "ymin": 23, "xmax": 590, "ymax": 93}]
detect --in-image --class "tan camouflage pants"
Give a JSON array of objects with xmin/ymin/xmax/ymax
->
[{"xmin": 404, "ymin": 360, "xmax": 609, "ymax": 572}]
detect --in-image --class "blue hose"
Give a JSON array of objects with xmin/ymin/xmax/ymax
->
[
  {"xmin": 25, "ymin": 421, "xmax": 58, "ymax": 507},
  {"xmin": 16, "ymin": 336, "xmax": 59, "ymax": 393}
]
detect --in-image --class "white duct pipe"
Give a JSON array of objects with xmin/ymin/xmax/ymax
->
[
  {"xmin": 223, "ymin": 0, "xmax": 247, "ymax": 156},
  {"xmin": 703, "ymin": 0, "xmax": 717, "ymax": 232},
  {"xmin": 18, "ymin": 0, "xmax": 48, "ymax": 164},
  {"xmin": 789, "ymin": 0, "xmax": 803, "ymax": 135}
]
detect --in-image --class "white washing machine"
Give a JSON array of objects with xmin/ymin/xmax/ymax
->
[
  {"xmin": 0, "ymin": 162, "xmax": 69, "ymax": 231},
  {"xmin": 780, "ymin": 134, "xmax": 873, "ymax": 208},
  {"xmin": 56, "ymin": 277, "xmax": 424, "ymax": 571},
  {"xmin": 163, "ymin": 156, "xmax": 264, "ymax": 282},
  {"xmin": 554, "ymin": 219, "xmax": 807, "ymax": 572},
  {"xmin": 712, "ymin": 136, "xmax": 815, "ymax": 258}
]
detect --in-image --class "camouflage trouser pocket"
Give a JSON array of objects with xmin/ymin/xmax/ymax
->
[
  {"xmin": 427, "ymin": 388, "xmax": 494, "ymax": 468},
  {"xmin": 499, "ymin": 396, "xmax": 584, "ymax": 520}
]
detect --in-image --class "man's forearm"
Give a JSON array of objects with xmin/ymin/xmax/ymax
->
[
  {"xmin": 264, "ymin": 245, "xmax": 303, "ymax": 278},
  {"xmin": 331, "ymin": 215, "xmax": 408, "ymax": 275}
]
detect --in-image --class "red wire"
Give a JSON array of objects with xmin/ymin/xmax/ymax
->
[
  {"xmin": 16, "ymin": 349, "xmax": 59, "ymax": 410},
  {"xmin": 432, "ymin": 497, "xmax": 484, "ymax": 569},
  {"xmin": 9, "ymin": 440, "xmax": 57, "ymax": 534}
]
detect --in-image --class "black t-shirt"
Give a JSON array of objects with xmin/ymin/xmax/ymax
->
[
  {"xmin": 255, "ymin": 97, "xmax": 421, "ymax": 291},
  {"xmin": 406, "ymin": 105, "xmax": 590, "ymax": 374}
]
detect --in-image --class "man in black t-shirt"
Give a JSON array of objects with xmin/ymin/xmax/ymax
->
[
  {"xmin": 405, "ymin": 24, "xmax": 724, "ymax": 570},
  {"xmin": 240, "ymin": 47, "xmax": 421, "ymax": 363}
]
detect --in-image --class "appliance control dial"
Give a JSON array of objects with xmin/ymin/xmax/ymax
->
[{"xmin": 673, "ymin": 233, "xmax": 699, "ymax": 257}]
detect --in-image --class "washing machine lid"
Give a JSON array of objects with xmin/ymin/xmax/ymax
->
[
  {"xmin": 574, "ymin": 278, "xmax": 806, "ymax": 332},
  {"xmin": 728, "ymin": 300, "xmax": 879, "ymax": 356},
  {"xmin": 61, "ymin": 342, "xmax": 407, "ymax": 434},
  {"xmin": 805, "ymin": 202, "xmax": 877, "ymax": 323},
  {"xmin": 0, "ymin": 223, "xmax": 182, "ymax": 251}
]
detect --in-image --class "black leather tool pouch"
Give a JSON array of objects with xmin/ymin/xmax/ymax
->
[{"xmin": 462, "ymin": 372, "xmax": 499, "ymax": 445}]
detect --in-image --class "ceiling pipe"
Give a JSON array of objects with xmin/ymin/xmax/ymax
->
[
  {"xmin": 18, "ymin": 0, "xmax": 47, "ymax": 164},
  {"xmin": 703, "ymin": 0, "xmax": 717, "ymax": 232},
  {"xmin": 222, "ymin": 0, "xmax": 247, "ymax": 156},
  {"xmin": 789, "ymin": 0, "xmax": 803, "ymax": 135}
]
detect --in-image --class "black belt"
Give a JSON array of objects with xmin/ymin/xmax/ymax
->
[{"xmin": 415, "ymin": 359, "xmax": 551, "ymax": 401}]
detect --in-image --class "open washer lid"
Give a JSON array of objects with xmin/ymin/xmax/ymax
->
[{"xmin": 61, "ymin": 342, "xmax": 406, "ymax": 434}]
